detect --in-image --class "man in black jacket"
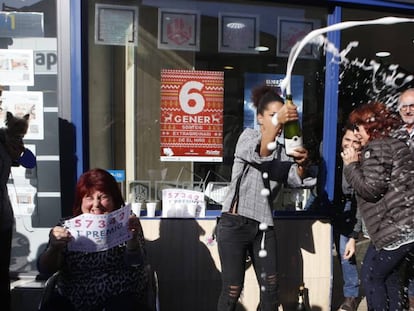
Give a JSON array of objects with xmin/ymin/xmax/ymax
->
[{"xmin": 395, "ymin": 88, "xmax": 414, "ymax": 311}]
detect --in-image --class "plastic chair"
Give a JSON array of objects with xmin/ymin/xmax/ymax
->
[
  {"xmin": 37, "ymin": 265, "xmax": 159, "ymax": 311},
  {"xmin": 145, "ymin": 264, "xmax": 160, "ymax": 311},
  {"xmin": 37, "ymin": 271, "xmax": 59, "ymax": 311}
]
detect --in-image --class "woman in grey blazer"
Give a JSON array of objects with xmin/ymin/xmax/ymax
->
[{"xmin": 216, "ymin": 85, "xmax": 315, "ymax": 311}]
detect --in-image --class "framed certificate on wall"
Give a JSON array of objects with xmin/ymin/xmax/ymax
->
[{"xmin": 277, "ymin": 17, "xmax": 316, "ymax": 59}]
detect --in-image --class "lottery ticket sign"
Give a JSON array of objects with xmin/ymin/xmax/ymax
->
[
  {"xmin": 64, "ymin": 205, "xmax": 132, "ymax": 252},
  {"xmin": 160, "ymin": 69, "xmax": 224, "ymax": 162},
  {"xmin": 162, "ymin": 188, "xmax": 205, "ymax": 218}
]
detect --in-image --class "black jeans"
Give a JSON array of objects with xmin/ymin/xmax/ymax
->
[
  {"xmin": 0, "ymin": 227, "xmax": 12, "ymax": 311},
  {"xmin": 216, "ymin": 213, "xmax": 278, "ymax": 311},
  {"xmin": 361, "ymin": 241, "xmax": 414, "ymax": 311}
]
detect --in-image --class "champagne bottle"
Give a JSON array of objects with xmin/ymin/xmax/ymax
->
[
  {"xmin": 296, "ymin": 285, "xmax": 306, "ymax": 311},
  {"xmin": 295, "ymin": 191, "xmax": 303, "ymax": 211},
  {"xmin": 284, "ymin": 94, "xmax": 303, "ymax": 156}
]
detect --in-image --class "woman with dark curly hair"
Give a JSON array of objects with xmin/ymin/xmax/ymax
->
[{"xmin": 341, "ymin": 102, "xmax": 414, "ymax": 311}]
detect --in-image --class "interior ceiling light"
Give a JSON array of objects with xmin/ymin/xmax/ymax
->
[
  {"xmin": 226, "ymin": 22, "xmax": 245, "ymax": 29},
  {"xmin": 224, "ymin": 65, "xmax": 234, "ymax": 70},
  {"xmin": 255, "ymin": 46, "xmax": 269, "ymax": 52},
  {"xmin": 376, "ymin": 51, "xmax": 391, "ymax": 57}
]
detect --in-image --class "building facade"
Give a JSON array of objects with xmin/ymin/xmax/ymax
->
[{"xmin": 3, "ymin": 0, "xmax": 414, "ymax": 309}]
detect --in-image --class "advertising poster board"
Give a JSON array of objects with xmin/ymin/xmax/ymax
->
[
  {"xmin": 0, "ymin": 90, "xmax": 44, "ymax": 140},
  {"xmin": 0, "ymin": 49, "xmax": 34, "ymax": 86},
  {"xmin": 243, "ymin": 73, "xmax": 304, "ymax": 129},
  {"xmin": 160, "ymin": 69, "xmax": 224, "ymax": 162}
]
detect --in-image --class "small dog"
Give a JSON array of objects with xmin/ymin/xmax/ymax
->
[{"xmin": 0, "ymin": 111, "xmax": 30, "ymax": 165}]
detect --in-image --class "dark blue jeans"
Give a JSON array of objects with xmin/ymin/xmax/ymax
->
[
  {"xmin": 339, "ymin": 234, "xmax": 360, "ymax": 298},
  {"xmin": 361, "ymin": 241, "xmax": 414, "ymax": 311},
  {"xmin": 216, "ymin": 213, "xmax": 278, "ymax": 311}
]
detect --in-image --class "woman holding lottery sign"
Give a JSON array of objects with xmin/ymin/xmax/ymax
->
[{"xmin": 37, "ymin": 168, "xmax": 150, "ymax": 311}]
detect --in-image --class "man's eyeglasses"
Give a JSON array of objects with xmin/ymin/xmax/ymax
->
[{"xmin": 399, "ymin": 103, "xmax": 414, "ymax": 111}]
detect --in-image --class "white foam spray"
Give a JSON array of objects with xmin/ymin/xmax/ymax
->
[{"xmin": 281, "ymin": 16, "xmax": 414, "ymax": 96}]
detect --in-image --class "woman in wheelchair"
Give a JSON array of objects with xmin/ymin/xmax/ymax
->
[{"xmin": 37, "ymin": 168, "xmax": 149, "ymax": 311}]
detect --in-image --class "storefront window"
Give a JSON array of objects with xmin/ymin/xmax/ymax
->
[
  {"xmin": 337, "ymin": 8, "xmax": 414, "ymax": 199},
  {"xmin": 339, "ymin": 8, "xmax": 414, "ymax": 119},
  {"xmin": 2, "ymin": 0, "xmax": 62, "ymax": 272},
  {"xmin": 86, "ymin": 0, "xmax": 328, "ymax": 213}
]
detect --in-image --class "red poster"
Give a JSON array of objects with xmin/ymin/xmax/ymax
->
[{"xmin": 160, "ymin": 69, "xmax": 224, "ymax": 162}]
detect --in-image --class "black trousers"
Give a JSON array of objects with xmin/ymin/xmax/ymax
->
[
  {"xmin": 0, "ymin": 227, "xmax": 12, "ymax": 311},
  {"xmin": 216, "ymin": 213, "xmax": 278, "ymax": 311}
]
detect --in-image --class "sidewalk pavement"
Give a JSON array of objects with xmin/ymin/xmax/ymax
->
[{"xmin": 12, "ymin": 238, "xmax": 371, "ymax": 311}]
